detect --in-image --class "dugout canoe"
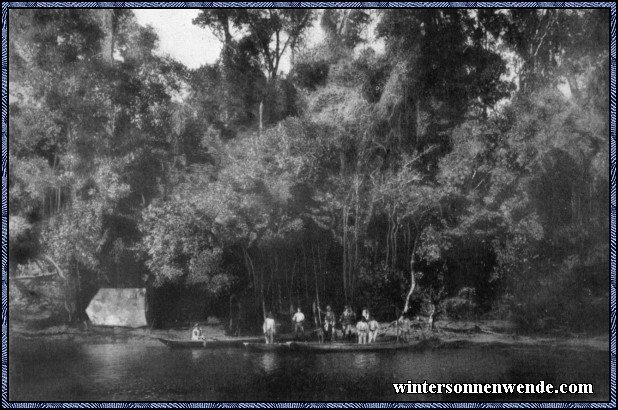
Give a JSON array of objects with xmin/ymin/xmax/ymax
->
[
  {"xmin": 242, "ymin": 342, "xmax": 292, "ymax": 352},
  {"xmin": 157, "ymin": 337, "xmax": 262, "ymax": 349},
  {"xmin": 289, "ymin": 341, "xmax": 419, "ymax": 352}
]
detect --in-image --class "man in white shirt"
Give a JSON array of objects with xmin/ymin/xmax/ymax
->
[
  {"xmin": 368, "ymin": 317, "xmax": 379, "ymax": 343},
  {"xmin": 191, "ymin": 323, "xmax": 204, "ymax": 341},
  {"xmin": 263, "ymin": 312, "xmax": 276, "ymax": 344},
  {"xmin": 292, "ymin": 307, "xmax": 305, "ymax": 339},
  {"xmin": 356, "ymin": 318, "xmax": 368, "ymax": 344}
]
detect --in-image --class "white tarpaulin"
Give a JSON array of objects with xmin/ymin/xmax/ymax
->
[{"xmin": 86, "ymin": 288, "xmax": 148, "ymax": 327}]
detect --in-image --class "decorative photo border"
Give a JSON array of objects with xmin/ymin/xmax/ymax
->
[{"xmin": 1, "ymin": 2, "xmax": 615, "ymax": 408}]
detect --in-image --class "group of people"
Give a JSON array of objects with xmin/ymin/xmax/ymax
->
[
  {"xmin": 266, "ymin": 305, "xmax": 380, "ymax": 344},
  {"xmin": 190, "ymin": 306, "xmax": 418, "ymax": 345},
  {"xmin": 192, "ymin": 310, "xmax": 415, "ymax": 344}
]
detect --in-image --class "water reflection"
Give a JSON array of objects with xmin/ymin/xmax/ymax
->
[
  {"xmin": 352, "ymin": 352, "xmax": 379, "ymax": 369},
  {"xmin": 87, "ymin": 344, "xmax": 119, "ymax": 365},
  {"xmin": 84, "ymin": 344, "xmax": 134, "ymax": 384},
  {"xmin": 9, "ymin": 340, "xmax": 609, "ymax": 402},
  {"xmin": 259, "ymin": 352, "xmax": 279, "ymax": 373}
]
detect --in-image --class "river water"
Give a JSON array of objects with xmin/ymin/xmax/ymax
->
[{"xmin": 9, "ymin": 339, "xmax": 609, "ymax": 402}]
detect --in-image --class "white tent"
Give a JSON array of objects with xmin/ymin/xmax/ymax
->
[{"xmin": 86, "ymin": 288, "xmax": 148, "ymax": 328}]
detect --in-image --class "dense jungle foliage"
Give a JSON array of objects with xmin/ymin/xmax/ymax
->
[{"xmin": 8, "ymin": 8, "xmax": 610, "ymax": 333}]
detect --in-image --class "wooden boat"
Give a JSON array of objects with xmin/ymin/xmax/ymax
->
[
  {"xmin": 242, "ymin": 342, "xmax": 292, "ymax": 352},
  {"xmin": 289, "ymin": 341, "xmax": 419, "ymax": 352},
  {"xmin": 156, "ymin": 337, "xmax": 262, "ymax": 349}
]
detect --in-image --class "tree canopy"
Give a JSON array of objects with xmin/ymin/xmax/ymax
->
[{"xmin": 9, "ymin": 8, "xmax": 610, "ymax": 332}]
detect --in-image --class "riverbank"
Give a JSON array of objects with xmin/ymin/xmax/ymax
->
[{"xmin": 9, "ymin": 319, "xmax": 609, "ymax": 351}]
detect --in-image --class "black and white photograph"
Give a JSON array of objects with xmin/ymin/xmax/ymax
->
[{"xmin": 3, "ymin": 3, "xmax": 615, "ymax": 405}]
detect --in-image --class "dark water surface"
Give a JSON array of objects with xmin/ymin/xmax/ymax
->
[{"xmin": 9, "ymin": 339, "xmax": 609, "ymax": 402}]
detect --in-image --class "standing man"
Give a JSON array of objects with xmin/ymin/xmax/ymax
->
[
  {"xmin": 191, "ymin": 323, "xmax": 204, "ymax": 341},
  {"xmin": 292, "ymin": 307, "xmax": 306, "ymax": 340},
  {"xmin": 397, "ymin": 314, "xmax": 411, "ymax": 342},
  {"xmin": 356, "ymin": 318, "xmax": 368, "ymax": 344},
  {"xmin": 340, "ymin": 305, "xmax": 356, "ymax": 340},
  {"xmin": 367, "ymin": 316, "xmax": 379, "ymax": 343},
  {"xmin": 323, "ymin": 305, "xmax": 337, "ymax": 342},
  {"xmin": 263, "ymin": 312, "xmax": 276, "ymax": 344}
]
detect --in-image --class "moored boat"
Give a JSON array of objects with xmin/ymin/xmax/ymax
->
[
  {"xmin": 242, "ymin": 342, "xmax": 291, "ymax": 352},
  {"xmin": 289, "ymin": 341, "xmax": 419, "ymax": 352},
  {"xmin": 157, "ymin": 337, "xmax": 262, "ymax": 349}
]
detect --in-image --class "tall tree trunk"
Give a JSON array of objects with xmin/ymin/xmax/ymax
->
[
  {"xmin": 303, "ymin": 257, "xmax": 309, "ymax": 301},
  {"xmin": 311, "ymin": 243, "xmax": 321, "ymax": 325},
  {"xmin": 415, "ymin": 97, "xmax": 421, "ymax": 146},
  {"xmin": 220, "ymin": 19, "xmax": 233, "ymax": 126},
  {"xmin": 229, "ymin": 295, "xmax": 235, "ymax": 334},
  {"xmin": 385, "ymin": 211, "xmax": 391, "ymax": 266},
  {"xmin": 405, "ymin": 223, "xmax": 412, "ymax": 263},
  {"xmin": 278, "ymin": 283, "xmax": 283, "ymax": 313},
  {"xmin": 316, "ymin": 243, "xmax": 326, "ymax": 305},
  {"xmin": 402, "ymin": 239, "xmax": 419, "ymax": 314},
  {"xmin": 392, "ymin": 215, "xmax": 400, "ymax": 267},
  {"xmin": 260, "ymin": 266, "xmax": 266, "ymax": 319},
  {"xmin": 259, "ymin": 101, "xmax": 263, "ymax": 136},
  {"xmin": 269, "ymin": 257, "xmax": 275, "ymax": 311},
  {"xmin": 342, "ymin": 206, "xmax": 349, "ymax": 303},
  {"xmin": 289, "ymin": 252, "xmax": 295, "ymax": 308},
  {"xmin": 242, "ymin": 248, "xmax": 252, "ymax": 294},
  {"xmin": 352, "ymin": 175, "xmax": 360, "ymax": 302}
]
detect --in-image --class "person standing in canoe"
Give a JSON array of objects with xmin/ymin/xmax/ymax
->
[
  {"xmin": 191, "ymin": 323, "xmax": 204, "ymax": 341},
  {"xmin": 292, "ymin": 307, "xmax": 305, "ymax": 340},
  {"xmin": 263, "ymin": 312, "xmax": 276, "ymax": 344},
  {"xmin": 397, "ymin": 314, "xmax": 412, "ymax": 342},
  {"xmin": 367, "ymin": 316, "xmax": 379, "ymax": 343},
  {"xmin": 356, "ymin": 317, "xmax": 368, "ymax": 344},
  {"xmin": 323, "ymin": 305, "xmax": 337, "ymax": 342},
  {"xmin": 340, "ymin": 305, "xmax": 356, "ymax": 340}
]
